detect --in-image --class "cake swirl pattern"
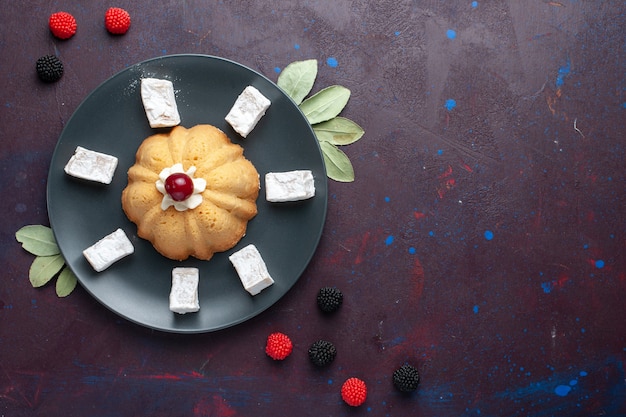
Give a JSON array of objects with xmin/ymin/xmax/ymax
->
[{"xmin": 121, "ymin": 124, "xmax": 260, "ymax": 261}]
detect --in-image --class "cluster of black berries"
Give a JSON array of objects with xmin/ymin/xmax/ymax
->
[
  {"xmin": 392, "ymin": 364, "xmax": 420, "ymax": 393},
  {"xmin": 317, "ymin": 286, "xmax": 343, "ymax": 313},
  {"xmin": 306, "ymin": 287, "xmax": 342, "ymax": 368},
  {"xmin": 36, "ymin": 55, "xmax": 64, "ymax": 82},
  {"xmin": 308, "ymin": 339, "xmax": 337, "ymax": 367}
]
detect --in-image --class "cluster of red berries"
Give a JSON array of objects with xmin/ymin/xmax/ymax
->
[
  {"xmin": 37, "ymin": 8, "xmax": 131, "ymax": 83},
  {"xmin": 48, "ymin": 8, "xmax": 131, "ymax": 39},
  {"xmin": 264, "ymin": 287, "xmax": 420, "ymax": 408}
]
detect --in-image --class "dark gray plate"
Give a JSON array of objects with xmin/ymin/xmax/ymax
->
[{"xmin": 47, "ymin": 54, "xmax": 327, "ymax": 333}]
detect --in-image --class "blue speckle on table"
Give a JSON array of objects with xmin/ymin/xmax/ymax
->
[
  {"xmin": 446, "ymin": 29, "xmax": 457, "ymax": 39},
  {"xmin": 472, "ymin": 1, "xmax": 479, "ymax": 8},
  {"xmin": 385, "ymin": 235, "xmax": 394, "ymax": 246},
  {"xmin": 595, "ymin": 259, "xmax": 605, "ymax": 269},
  {"xmin": 555, "ymin": 59, "xmax": 571, "ymax": 88},
  {"xmin": 326, "ymin": 57, "xmax": 338, "ymax": 67},
  {"xmin": 484, "ymin": 230, "xmax": 494, "ymax": 240},
  {"xmin": 274, "ymin": 67, "xmax": 281, "ymax": 73},
  {"xmin": 294, "ymin": 43, "xmax": 300, "ymax": 50},
  {"xmin": 444, "ymin": 99, "xmax": 457, "ymax": 111},
  {"xmin": 555, "ymin": 384, "xmax": 572, "ymax": 396},
  {"xmin": 473, "ymin": 305, "xmax": 479, "ymax": 314}
]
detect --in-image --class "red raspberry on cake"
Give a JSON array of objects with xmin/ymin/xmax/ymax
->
[
  {"xmin": 49, "ymin": 12, "xmax": 77, "ymax": 40},
  {"xmin": 105, "ymin": 7, "xmax": 131, "ymax": 35},
  {"xmin": 265, "ymin": 332, "xmax": 293, "ymax": 360},
  {"xmin": 341, "ymin": 377, "xmax": 367, "ymax": 407}
]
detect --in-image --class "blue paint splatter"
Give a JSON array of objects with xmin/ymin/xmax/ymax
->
[
  {"xmin": 326, "ymin": 57, "xmax": 338, "ymax": 67},
  {"xmin": 446, "ymin": 29, "xmax": 457, "ymax": 39},
  {"xmin": 384, "ymin": 196, "xmax": 390, "ymax": 202},
  {"xmin": 580, "ymin": 371, "xmax": 588, "ymax": 377},
  {"xmin": 555, "ymin": 385, "xmax": 572, "ymax": 396},
  {"xmin": 437, "ymin": 149, "xmax": 444, "ymax": 155},
  {"xmin": 541, "ymin": 282, "xmax": 552, "ymax": 294},
  {"xmin": 555, "ymin": 59, "xmax": 571, "ymax": 88},
  {"xmin": 595, "ymin": 259, "xmax": 605, "ymax": 269},
  {"xmin": 389, "ymin": 336, "xmax": 406, "ymax": 347},
  {"xmin": 428, "ymin": 231, "xmax": 435, "ymax": 237},
  {"xmin": 444, "ymin": 99, "xmax": 457, "ymax": 111},
  {"xmin": 294, "ymin": 44, "xmax": 300, "ymax": 50},
  {"xmin": 274, "ymin": 67, "xmax": 281, "ymax": 73},
  {"xmin": 385, "ymin": 235, "xmax": 394, "ymax": 246},
  {"xmin": 408, "ymin": 247, "xmax": 416, "ymax": 254},
  {"xmin": 473, "ymin": 305, "xmax": 479, "ymax": 314},
  {"xmin": 327, "ymin": 379, "xmax": 333, "ymax": 385},
  {"xmin": 471, "ymin": 1, "xmax": 478, "ymax": 7},
  {"xmin": 484, "ymin": 230, "xmax": 494, "ymax": 241},
  {"xmin": 394, "ymin": 31, "xmax": 401, "ymax": 36},
  {"xmin": 621, "ymin": 102, "xmax": 626, "ymax": 109}
]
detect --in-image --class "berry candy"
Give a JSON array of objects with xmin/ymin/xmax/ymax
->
[
  {"xmin": 49, "ymin": 11, "xmax": 77, "ymax": 39},
  {"xmin": 317, "ymin": 287, "xmax": 343, "ymax": 313},
  {"xmin": 308, "ymin": 340, "xmax": 336, "ymax": 367},
  {"xmin": 341, "ymin": 377, "xmax": 367, "ymax": 406},
  {"xmin": 105, "ymin": 7, "xmax": 131, "ymax": 35},
  {"xmin": 265, "ymin": 332, "xmax": 293, "ymax": 360},
  {"xmin": 164, "ymin": 173, "xmax": 194, "ymax": 201},
  {"xmin": 36, "ymin": 55, "xmax": 64, "ymax": 83},
  {"xmin": 392, "ymin": 364, "xmax": 420, "ymax": 393}
]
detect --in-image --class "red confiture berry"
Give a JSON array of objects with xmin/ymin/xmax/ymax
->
[
  {"xmin": 165, "ymin": 173, "xmax": 194, "ymax": 201},
  {"xmin": 265, "ymin": 332, "xmax": 293, "ymax": 360},
  {"xmin": 49, "ymin": 11, "xmax": 77, "ymax": 39},
  {"xmin": 341, "ymin": 378, "xmax": 367, "ymax": 407},
  {"xmin": 105, "ymin": 7, "xmax": 131, "ymax": 35}
]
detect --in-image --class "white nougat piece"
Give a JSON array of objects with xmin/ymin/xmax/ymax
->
[
  {"xmin": 140, "ymin": 78, "xmax": 181, "ymax": 128},
  {"xmin": 225, "ymin": 85, "xmax": 271, "ymax": 137},
  {"xmin": 169, "ymin": 267, "xmax": 200, "ymax": 314},
  {"xmin": 229, "ymin": 244, "xmax": 274, "ymax": 296},
  {"xmin": 265, "ymin": 170, "xmax": 315, "ymax": 202},
  {"xmin": 83, "ymin": 228, "xmax": 134, "ymax": 272},
  {"xmin": 64, "ymin": 146, "xmax": 118, "ymax": 184}
]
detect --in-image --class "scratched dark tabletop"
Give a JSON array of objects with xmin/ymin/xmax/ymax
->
[{"xmin": 1, "ymin": 1, "xmax": 625, "ymax": 416}]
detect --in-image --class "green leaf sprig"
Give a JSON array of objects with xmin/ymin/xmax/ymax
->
[
  {"xmin": 15, "ymin": 225, "xmax": 77, "ymax": 297},
  {"xmin": 277, "ymin": 59, "xmax": 364, "ymax": 182}
]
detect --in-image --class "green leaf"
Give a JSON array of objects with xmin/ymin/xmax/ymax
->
[
  {"xmin": 320, "ymin": 141, "xmax": 355, "ymax": 182},
  {"xmin": 277, "ymin": 59, "xmax": 318, "ymax": 105},
  {"xmin": 56, "ymin": 267, "xmax": 78, "ymax": 297},
  {"xmin": 16, "ymin": 225, "xmax": 60, "ymax": 256},
  {"xmin": 299, "ymin": 85, "xmax": 351, "ymax": 125},
  {"xmin": 313, "ymin": 117, "xmax": 365, "ymax": 145},
  {"xmin": 29, "ymin": 254, "xmax": 65, "ymax": 288}
]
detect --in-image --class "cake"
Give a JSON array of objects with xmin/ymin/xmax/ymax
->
[{"xmin": 121, "ymin": 124, "xmax": 260, "ymax": 261}]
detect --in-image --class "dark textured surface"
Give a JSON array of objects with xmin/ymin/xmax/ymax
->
[{"xmin": 1, "ymin": 1, "xmax": 624, "ymax": 416}]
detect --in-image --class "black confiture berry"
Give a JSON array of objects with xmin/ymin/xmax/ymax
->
[
  {"xmin": 308, "ymin": 339, "xmax": 337, "ymax": 367},
  {"xmin": 36, "ymin": 55, "xmax": 64, "ymax": 82},
  {"xmin": 316, "ymin": 286, "xmax": 343, "ymax": 313},
  {"xmin": 393, "ymin": 364, "xmax": 420, "ymax": 392}
]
